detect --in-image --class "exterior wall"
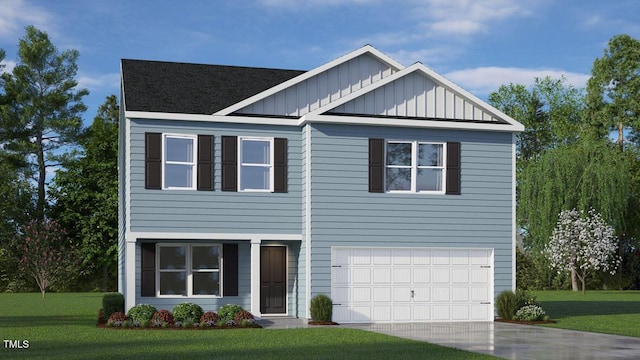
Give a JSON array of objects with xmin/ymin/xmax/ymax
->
[
  {"xmin": 307, "ymin": 123, "xmax": 514, "ymax": 299},
  {"xmin": 237, "ymin": 54, "xmax": 397, "ymax": 117},
  {"xmin": 128, "ymin": 118, "xmax": 303, "ymax": 234},
  {"xmin": 134, "ymin": 240, "xmax": 251, "ymax": 311},
  {"xmin": 331, "ymin": 71, "xmax": 501, "ymax": 122}
]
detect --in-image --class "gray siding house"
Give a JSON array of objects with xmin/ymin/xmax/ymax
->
[{"xmin": 118, "ymin": 45, "xmax": 523, "ymax": 323}]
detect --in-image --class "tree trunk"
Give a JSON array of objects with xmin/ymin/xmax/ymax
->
[
  {"xmin": 571, "ymin": 268, "xmax": 579, "ymax": 291},
  {"xmin": 36, "ymin": 132, "xmax": 46, "ymax": 221},
  {"xmin": 618, "ymin": 122, "xmax": 624, "ymax": 149}
]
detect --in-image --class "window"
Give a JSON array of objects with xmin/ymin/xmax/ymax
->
[
  {"xmin": 163, "ymin": 134, "xmax": 197, "ymax": 189},
  {"xmin": 385, "ymin": 141, "xmax": 445, "ymax": 193},
  {"xmin": 157, "ymin": 244, "xmax": 221, "ymax": 297},
  {"xmin": 239, "ymin": 137, "xmax": 273, "ymax": 191}
]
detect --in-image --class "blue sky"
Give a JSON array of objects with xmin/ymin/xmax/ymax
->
[{"xmin": 1, "ymin": 0, "xmax": 639, "ymax": 126}]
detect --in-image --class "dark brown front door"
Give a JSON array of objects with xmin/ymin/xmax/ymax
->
[{"xmin": 260, "ymin": 246, "xmax": 286, "ymax": 314}]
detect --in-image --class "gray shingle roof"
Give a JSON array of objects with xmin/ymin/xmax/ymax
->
[{"xmin": 121, "ymin": 59, "xmax": 305, "ymax": 114}]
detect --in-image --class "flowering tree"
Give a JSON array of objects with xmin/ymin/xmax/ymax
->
[
  {"xmin": 15, "ymin": 220, "xmax": 78, "ymax": 297},
  {"xmin": 546, "ymin": 209, "xmax": 620, "ymax": 294}
]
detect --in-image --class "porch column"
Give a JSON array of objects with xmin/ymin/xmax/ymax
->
[
  {"xmin": 250, "ymin": 238, "xmax": 262, "ymax": 317},
  {"xmin": 125, "ymin": 240, "xmax": 137, "ymax": 312}
]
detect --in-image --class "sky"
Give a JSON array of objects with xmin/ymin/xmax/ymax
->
[{"xmin": 1, "ymin": 0, "xmax": 639, "ymax": 127}]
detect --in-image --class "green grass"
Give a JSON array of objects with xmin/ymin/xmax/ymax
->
[
  {"xmin": 0, "ymin": 293, "xmax": 497, "ymax": 359},
  {"xmin": 535, "ymin": 290, "xmax": 640, "ymax": 337}
]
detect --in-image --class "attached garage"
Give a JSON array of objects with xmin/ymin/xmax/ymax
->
[{"xmin": 331, "ymin": 247, "xmax": 494, "ymax": 323}]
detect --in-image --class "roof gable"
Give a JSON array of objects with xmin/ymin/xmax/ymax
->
[{"xmin": 121, "ymin": 59, "xmax": 304, "ymax": 114}]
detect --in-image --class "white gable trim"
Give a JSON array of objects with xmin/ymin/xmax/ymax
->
[
  {"xmin": 213, "ymin": 45, "xmax": 405, "ymax": 116},
  {"xmin": 305, "ymin": 62, "xmax": 524, "ymax": 131}
]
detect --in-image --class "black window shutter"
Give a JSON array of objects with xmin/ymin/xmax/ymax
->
[
  {"xmin": 221, "ymin": 136, "xmax": 238, "ymax": 191},
  {"xmin": 197, "ymin": 135, "xmax": 214, "ymax": 191},
  {"xmin": 369, "ymin": 138, "xmax": 385, "ymax": 193},
  {"xmin": 223, "ymin": 243, "xmax": 239, "ymax": 296},
  {"xmin": 446, "ymin": 142, "xmax": 461, "ymax": 195},
  {"xmin": 274, "ymin": 138, "xmax": 288, "ymax": 193},
  {"xmin": 145, "ymin": 133, "xmax": 162, "ymax": 190},
  {"xmin": 141, "ymin": 243, "xmax": 156, "ymax": 297}
]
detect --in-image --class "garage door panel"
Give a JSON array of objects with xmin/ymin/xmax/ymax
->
[{"xmin": 332, "ymin": 247, "xmax": 493, "ymax": 323}]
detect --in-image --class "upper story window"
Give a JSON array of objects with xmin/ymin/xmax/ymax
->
[
  {"xmin": 163, "ymin": 134, "xmax": 197, "ymax": 189},
  {"xmin": 239, "ymin": 137, "xmax": 274, "ymax": 191},
  {"xmin": 386, "ymin": 141, "xmax": 445, "ymax": 193}
]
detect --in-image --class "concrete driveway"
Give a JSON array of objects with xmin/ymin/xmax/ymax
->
[{"xmin": 343, "ymin": 322, "xmax": 640, "ymax": 359}]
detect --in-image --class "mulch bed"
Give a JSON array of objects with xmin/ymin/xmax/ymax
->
[
  {"xmin": 308, "ymin": 321, "xmax": 340, "ymax": 325},
  {"xmin": 494, "ymin": 318, "xmax": 556, "ymax": 325},
  {"xmin": 96, "ymin": 322, "xmax": 261, "ymax": 330}
]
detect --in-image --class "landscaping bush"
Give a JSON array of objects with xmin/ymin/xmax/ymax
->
[
  {"xmin": 102, "ymin": 292, "xmax": 124, "ymax": 319},
  {"xmin": 127, "ymin": 304, "xmax": 157, "ymax": 323},
  {"xmin": 172, "ymin": 303, "xmax": 204, "ymax": 323},
  {"xmin": 107, "ymin": 311, "xmax": 127, "ymax": 327},
  {"xmin": 495, "ymin": 290, "xmax": 526, "ymax": 320},
  {"xmin": 200, "ymin": 311, "xmax": 219, "ymax": 327},
  {"xmin": 234, "ymin": 310, "xmax": 254, "ymax": 323},
  {"xmin": 514, "ymin": 304, "xmax": 546, "ymax": 321},
  {"xmin": 151, "ymin": 310, "xmax": 174, "ymax": 327},
  {"xmin": 310, "ymin": 294, "xmax": 333, "ymax": 322},
  {"xmin": 218, "ymin": 304, "xmax": 244, "ymax": 322}
]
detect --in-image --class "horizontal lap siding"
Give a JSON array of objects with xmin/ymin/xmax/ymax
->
[
  {"xmin": 129, "ymin": 119, "xmax": 303, "ymax": 234},
  {"xmin": 308, "ymin": 124, "xmax": 514, "ymax": 298}
]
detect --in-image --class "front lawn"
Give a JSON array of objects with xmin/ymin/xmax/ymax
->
[
  {"xmin": 0, "ymin": 293, "xmax": 496, "ymax": 359},
  {"xmin": 535, "ymin": 290, "xmax": 640, "ymax": 337}
]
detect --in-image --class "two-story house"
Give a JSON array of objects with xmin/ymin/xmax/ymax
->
[{"xmin": 118, "ymin": 45, "xmax": 523, "ymax": 323}]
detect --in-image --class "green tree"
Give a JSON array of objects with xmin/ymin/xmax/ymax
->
[
  {"xmin": 0, "ymin": 25, "xmax": 88, "ymax": 220},
  {"xmin": 586, "ymin": 34, "xmax": 640, "ymax": 146},
  {"xmin": 49, "ymin": 95, "xmax": 119, "ymax": 291}
]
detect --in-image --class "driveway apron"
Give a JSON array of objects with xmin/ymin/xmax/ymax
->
[{"xmin": 342, "ymin": 322, "xmax": 640, "ymax": 360}]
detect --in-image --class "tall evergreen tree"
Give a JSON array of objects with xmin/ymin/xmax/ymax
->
[{"xmin": 0, "ymin": 25, "xmax": 88, "ymax": 220}]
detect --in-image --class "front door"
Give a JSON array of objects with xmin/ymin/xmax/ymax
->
[{"xmin": 260, "ymin": 246, "xmax": 286, "ymax": 314}]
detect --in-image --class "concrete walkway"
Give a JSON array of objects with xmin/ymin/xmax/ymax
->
[{"xmin": 258, "ymin": 318, "xmax": 640, "ymax": 359}]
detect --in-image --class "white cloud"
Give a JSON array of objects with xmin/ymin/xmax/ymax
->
[
  {"xmin": 0, "ymin": 0, "xmax": 53, "ymax": 40},
  {"xmin": 0, "ymin": 59, "xmax": 16, "ymax": 74},
  {"xmin": 444, "ymin": 66, "xmax": 591, "ymax": 96},
  {"xmin": 258, "ymin": 0, "xmax": 378, "ymax": 7},
  {"xmin": 77, "ymin": 72, "xmax": 120, "ymax": 92}
]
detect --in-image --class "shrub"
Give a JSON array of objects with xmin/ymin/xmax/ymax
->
[
  {"xmin": 200, "ymin": 311, "xmax": 219, "ymax": 327},
  {"xmin": 234, "ymin": 310, "xmax": 254, "ymax": 323},
  {"xmin": 127, "ymin": 304, "xmax": 157, "ymax": 323},
  {"xmin": 102, "ymin": 292, "xmax": 124, "ymax": 319},
  {"xmin": 172, "ymin": 303, "xmax": 204, "ymax": 323},
  {"xmin": 218, "ymin": 304, "xmax": 244, "ymax": 322},
  {"xmin": 97, "ymin": 308, "xmax": 105, "ymax": 324},
  {"xmin": 240, "ymin": 318, "xmax": 256, "ymax": 327},
  {"xmin": 107, "ymin": 311, "xmax": 127, "ymax": 327},
  {"xmin": 495, "ymin": 290, "xmax": 526, "ymax": 320},
  {"xmin": 310, "ymin": 294, "xmax": 333, "ymax": 322},
  {"xmin": 515, "ymin": 304, "xmax": 546, "ymax": 321},
  {"xmin": 151, "ymin": 310, "xmax": 174, "ymax": 327}
]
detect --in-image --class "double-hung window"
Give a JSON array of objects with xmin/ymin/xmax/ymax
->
[
  {"xmin": 163, "ymin": 134, "xmax": 197, "ymax": 189},
  {"xmin": 386, "ymin": 141, "xmax": 445, "ymax": 193},
  {"xmin": 158, "ymin": 244, "xmax": 221, "ymax": 297},
  {"xmin": 239, "ymin": 137, "xmax": 274, "ymax": 191}
]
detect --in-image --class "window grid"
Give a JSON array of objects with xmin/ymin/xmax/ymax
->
[
  {"xmin": 385, "ymin": 141, "xmax": 446, "ymax": 193},
  {"xmin": 157, "ymin": 244, "xmax": 222, "ymax": 297},
  {"xmin": 163, "ymin": 134, "xmax": 197, "ymax": 190},
  {"xmin": 238, "ymin": 137, "xmax": 274, "ymax": 192}
]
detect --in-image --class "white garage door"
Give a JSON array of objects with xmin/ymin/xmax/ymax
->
[{"xmin": 331, "ymin": 247, "xmax": 493, "ymax": 323}]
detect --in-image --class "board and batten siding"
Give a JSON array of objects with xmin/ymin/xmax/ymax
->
[
  {"xmin": 307, "ymin": 123, "xmax": 514, "ymax": 298},
  {"xmin": 134, "ymin": 241, "xmax": 251, "ymax": 311},
  {"xmin": 128, "ymin": 119, "xmax": 303, "ymax": 234},
  {"xmin": 236, "ymin": 53, "xmax": 397, "ymax": 117},
  {"xmin": 330, "ymin": 71, "xmax": 502, "ymax": 122}
]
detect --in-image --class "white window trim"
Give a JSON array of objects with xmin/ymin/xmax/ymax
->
[
  {"xmin": 156, "ymin": 243, "xmax": 222, "ymax": 298},
  {"xmin": 385, "ymin": 140, "xmax": 446, "ymax": 194},
  {"xmin": 162, "ymin": 133, "xmax": 197, "ymax": 190},
  {"xmin": 238, "ymin": 136, "xmax": 275, "ymax": 192}
]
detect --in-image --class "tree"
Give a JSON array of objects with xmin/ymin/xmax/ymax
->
[
  {"xmin": 15, "ymin": 219, "xmax": 79, "ymax": 297},
  {"xmin": 586, "ymin": 34, "xmax": 640, "ymax": 146},
  {"xmin": 0, "ymin": 25, "xmax": 88, "ymax": 220},
  {"xmin": 546, "ymin": 209, "xmax": 620, "ymax": 294},
  {"xmin": 49, "ymin": 96, "xmax": 119, "ymax": 291}
]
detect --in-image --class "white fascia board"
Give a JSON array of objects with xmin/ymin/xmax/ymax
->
[
  {"xmin": 302, "ymin": 113, "xmax": 521, "ymax": 132},
  {"xmin": 127, "ymin": 232, "xmax": 302, "ymax": 242},
  {"xmin": 124, "ymin": 110, "xmax": 299, "ymax": 126},
  {"xmin": 213, "ymin": 45, "xmax": 405, "ymax": 116}
]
